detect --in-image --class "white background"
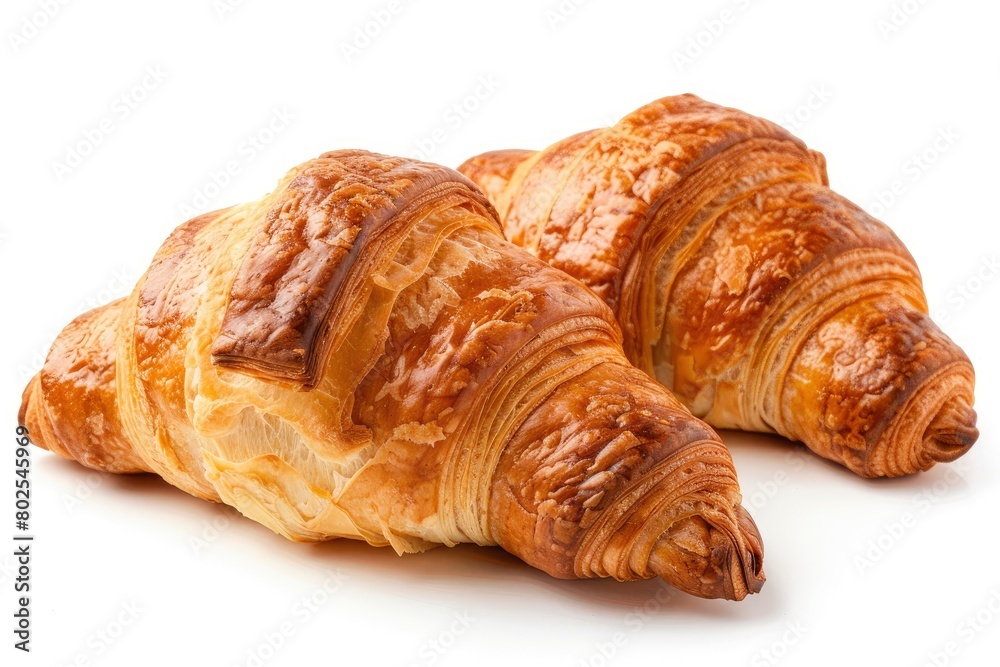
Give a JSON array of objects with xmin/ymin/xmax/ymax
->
[{"xmin": 2, "ymin": 1, "xmax": 998, "ymax": 666}]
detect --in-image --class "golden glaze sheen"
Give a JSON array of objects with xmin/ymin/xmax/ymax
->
[
  {"xmin": 459, "ymin": 95, "xmax": 978, "ymax": 478},
  {"xmin": 19, "ymin": 150, "xmax": 763, "ymax": 600}
]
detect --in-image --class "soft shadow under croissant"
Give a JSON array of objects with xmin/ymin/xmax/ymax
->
[
  {"xmin": 19, "ymin": 150, "xmax": 763, "ymax": 600},
  {"xmin": 459, "ymin": 94, "xmax": 978, "ymax": 478}
]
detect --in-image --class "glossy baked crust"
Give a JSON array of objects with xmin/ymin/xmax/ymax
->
[
  {"xmin": 459, "ymin": 95, "xmax": 978, "ymax": 477},
  {"xmin": 19, "ymin": 150, "xmax": 763, "ymax": 600}
]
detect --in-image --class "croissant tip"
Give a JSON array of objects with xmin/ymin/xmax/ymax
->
[
  {"xmin": 647, "ymin": 504, "xmax": 765, "ymax": 601},
  {"xmin": 857, "ymin": 361, "xmax": 978, "ymax": 478},
  {"xmin": 18, "ymin": 374, "xmax": 50, "ymax": 452},
  {"xmin": 921, "ymin": 394, "xmax": 978, "ymax": 465}
]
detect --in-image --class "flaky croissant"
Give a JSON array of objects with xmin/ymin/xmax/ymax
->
[
  {"xmin": 459, "ymin": 95, "xmax": 978, "ymax": 478},
  {"xmin": 19, "ymin": 150, "xmax": 764, "ymax": 600}
]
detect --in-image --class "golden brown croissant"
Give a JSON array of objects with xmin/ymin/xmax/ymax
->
[
  {"xmin": 459, "ymin": 95, "xmax": 978, "ymax": 478},
  {"xmin": 19, "ymin": 150, "xmax": 764, "ymax": 600}
]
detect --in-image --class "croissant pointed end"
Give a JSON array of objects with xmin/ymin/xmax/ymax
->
[
  {"xmin": 921, "ymin": 393, "xmax": 978, "ymax": 465},
  {"xmin": 861, "ymin": 360, "xmax": 978, "ymax": 477},
  {"xmin": 18, "ymin": 374, "xmax": 51, "ymax": 453},
  {"xmin": 647, "ymin": 504, "xmax": 764, "ymax": 601}
]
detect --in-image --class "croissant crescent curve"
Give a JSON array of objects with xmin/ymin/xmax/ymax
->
[
  {"xmin": 19, "ymin": 150, "xmax": 764, "ymax": 600},
  {"xmin": 459, "ymin": 95, "xmax": 978, "ymax": 478}
]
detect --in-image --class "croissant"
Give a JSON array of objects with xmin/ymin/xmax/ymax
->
[
  {"xmin": 19, "ymin": 150, "xmax": 764, "ymax": 600},
  {"xmin": 459, "ymin": 95, "xmax": 978, "ymax": 478}
]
